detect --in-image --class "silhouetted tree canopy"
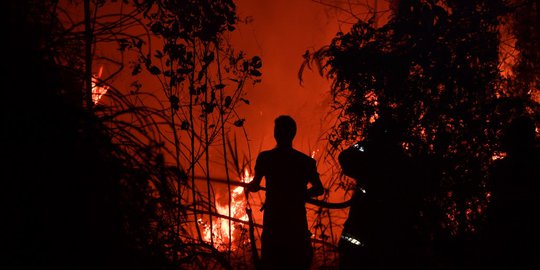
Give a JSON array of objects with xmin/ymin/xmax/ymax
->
[
  {"xmin": 304, "ymin": 0, "xmax": 539, "ymax": 239},
  {"xmin": 2, "ymin": 0, "xmax": 249, "ymax": 269}
]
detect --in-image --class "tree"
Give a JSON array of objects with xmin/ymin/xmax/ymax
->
[
  {"xmin": 128, "ymin": 0, "xmax": 262, "ymax": 265},
  {"xmin": 303, "ymin": 0, "xmax": 539, "ymax": 261},
  {"xmin": 3, "ymin": 0, "xmax": 261, "ymax": 269}
]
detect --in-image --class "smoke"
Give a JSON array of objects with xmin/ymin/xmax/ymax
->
[{"xmin": 232, "ymin": 0, "xmax": 342, "ymax": 155}]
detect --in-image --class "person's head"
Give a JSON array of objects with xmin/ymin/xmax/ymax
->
[{"xmin": 274, "ymin": 115, "xmax": 296, "ymax": 148}]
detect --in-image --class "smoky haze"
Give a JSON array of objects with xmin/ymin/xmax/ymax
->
[{"xmin": 232, "ymin": 0, "xmax": 342, "ymax": 156}]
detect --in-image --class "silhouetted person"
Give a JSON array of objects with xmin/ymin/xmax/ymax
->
[
  {"xmin": 247, "ymin": 115, "xmax": 324, "ymax": 270},
  {"xmin": 482, "ymin": 115, "xmax": 540, "ymax": 269},
  {"xmin": 338, "ymin": 115, "xmax": 426, "ymax": 270}
]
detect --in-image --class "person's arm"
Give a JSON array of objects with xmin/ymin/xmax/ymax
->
[
  {"xmin": 247, "ymin": 153, "xmax": 264, "ymax": 193},
  {"xmin": 307, "ymin": 159, "xmax": 324, "ymax": 198},
  {"xmin": 247, "ymin": 172, "xmax": 263, "ymax": 192}
]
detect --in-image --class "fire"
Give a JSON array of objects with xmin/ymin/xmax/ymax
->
[
  {"xmin": 492, "ymin": 151, "xmax": 507, "ymax": 161},
  {"xmin": 92, "ymin": 66, "xmax": 109, "ymax": 104},
  {"xmin": 311, "ymin": 149, "xmax": 320, "ymax": 158},
  {"xmin": 202, "ymin": 169, "xmax": 253, "ymax": 250}
]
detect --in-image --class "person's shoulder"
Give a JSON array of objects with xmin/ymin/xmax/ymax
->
[
  {"xmin": 258, "ymin": 149, "xmax": 273, "ymax": 156},
  {"xmin": 291, "ymin": 148, "xmax": 315, "ymax": 162},
  {"xmin": 259, "ymin": 149, "xmax": 276, "ymax": 158},
  {"xmin": 256, "ymin": 150, "xmax": 274, "ymax": 162}
]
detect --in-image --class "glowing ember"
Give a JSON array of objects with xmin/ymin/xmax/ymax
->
[
  {"xmin": 491, "ymin": 152, "xmax": 507, "ymax": 161},
  {"xmin": 311, "ymin": 149, "xmax": 320, "ymax": 158},
  {"xmin": 202, "ymin": 169, "xmax": 253, "ymax": 250},
  {"xmin": 92, "ymin": 66, "xmax": 109, "ymax": 104}
]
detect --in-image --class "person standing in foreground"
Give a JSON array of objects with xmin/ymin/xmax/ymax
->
[{"xmin": 247, "ymin": 115, "xmax": 324, "ymax": 270}]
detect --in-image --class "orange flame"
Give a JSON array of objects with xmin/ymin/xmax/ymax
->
[
  {"xmin": 92, "ymin": 66, "xmax": 109, "ymax": 104},
  {"xmin": 311, "ymin": 149, "xmax": 319, "ymax": 158},
  {"xmin": 202, "ymin": 169, "xmax": 253, "ymax": 250}
]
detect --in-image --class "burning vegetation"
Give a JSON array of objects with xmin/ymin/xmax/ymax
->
[
  {"xmin": 199, "ymin": 169, "xmax": 252, "ymax": 251},
  {"xmin": 4, "ymin": 0, "xmax": 540, "ymax": 269}
]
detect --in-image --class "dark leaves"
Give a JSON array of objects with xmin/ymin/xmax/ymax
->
[
  {"xmin": 150, "ymin": 22, "xmax": 163, "ymax": 35},
  {"xmin": 251, "ymin": 56, "xmax": 262, "ymax": 69},
  {"xmin": 315, "ymin": 0, "xmax": 514, "ymax": 239},
  {"xmin": 249, "ymin": 69, "xmax": 262, "ymax": 77},
  {"xmin": 233, "ymin": 119, "xmax": 245, "ymax": 127},
  {"xmin": 148, "ymin": 65, "xmax": 161, "ymax": 75},
  {"xmin": 169, "ymin": 95, "xmax": 179, "ymax": 110},
  {"xmin": 224, "ymin": 96, "xmax": 232, "ymax": 108},
  {"xmin": 201, "ymin": 102, "xmax": 215, "ymax": 114},
  {"xmin": 132, "ymin": 63, "xmax": 142, "ymax": 76}
]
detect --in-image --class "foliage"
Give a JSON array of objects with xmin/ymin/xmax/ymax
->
[
  {"xmin": 3, "ymin": 1, "xmax": 172, "ymax": 268},
  {"xmin": 508, "ymin": 0, "xmax": 540, "ymax": 97},
  {"xmin": 125, "ymin": 0, "xmax": 262, "ymax": 262},
  {"xmin": 3, "ymin": 0, "xmax": 262, "ymax": 269},
  {"xmin": 303, "ymin": 0, "xmax": 539, "ymax": 239}
]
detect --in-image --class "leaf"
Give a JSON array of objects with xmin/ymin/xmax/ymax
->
[
  {"xmin": 150, "ymin": 22, "xmax": 163, "ymax": 35},
  {"xmin": 169, "ymin": 95, "xmax": 179, "ymax": 110},
  {"xmin": 132, "ymin": 64, "xmax": 141, "ymax": 76},
  {"xmin": 224, "ymin": 96, "xmax": 232, "ymax": 108},
  {"xmin": 250, "ymin": 69, "xmax": 262, "ymax": 77},
  {"xmin": 149, "ymin": 65, "xmax": 161, "ymax": 75},
  {"xmin": 215, "ymin": 83, "xmax": 226, "ymax": 90},
  {"xmin": 240, "ymin": 98, "xmax": 250, "ymax": 105},
  {"xmin": 197, "ymin": 70, "xmax": 205, "ymax": 81},
  {"xmin": 234, "ymin": 119, "xmax": 245, "ymax": 127},
  {"xmin": 251, "ymin": 56, "xmax": 262, "ymax": 69},
  {"xmin": 202, "ymin": 102, "xmax": 215, "ymax": 113}
]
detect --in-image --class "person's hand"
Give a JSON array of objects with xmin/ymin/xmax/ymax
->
[{"xmin": 246, "ymin": 181, "xmax": 261, "ymax": 193}]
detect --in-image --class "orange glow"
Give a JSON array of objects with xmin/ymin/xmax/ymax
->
[
  {"xmin": 92, "ymin": 66, "xmax": 108, "ymax": 104},
  {"xmin": 491, "ymin": 151, "xmax": 507, "ymax": 161},
  {"xmin": 201, "ymin": 169, "xmax": 253, "ymax": 250}
]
